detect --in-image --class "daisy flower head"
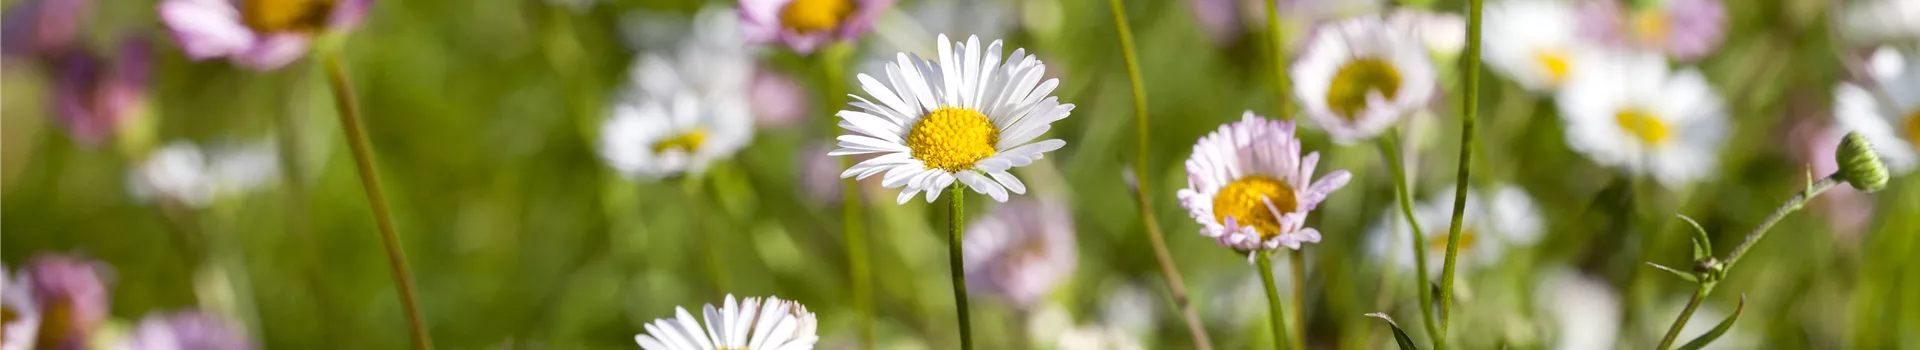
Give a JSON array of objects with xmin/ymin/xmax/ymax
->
[
  {"xmin": 1834, "ymin": 47, "xmax": 1920, "ymax": 174},
  {"xmin": 2, "ymin": 267, "xmax": 40, "ymax": 350},
  {"xmin": 1177, "ymin": 112, "xmax": 1352, "ymax": 259},
  {"xmin": 633, "ymin": 295, "xmax": 818, "ymax": 350},
  {"xmin": 1485, "ymin": 0, "xmax": 1584, "ymax": 92},
  {"xmin": 1578, "ymin": 0, "xmax": 1728, "ymax": 62},
  {"xmin": 1533, "ymin": 268, "xmax": 1620, "ymax": 350},
  {"xmin": 962, "ymin": 198, "xmax": 1077, "ymax": 309},
  {"xmin": 127, "ymin": 140, "xmax": 281, "ymax": 208},
  {"xmin": 123, "ymin": 311, "xmax": 255, "ymax": 350},
  {"xmin": 1557, "ymin": 49, "xmax": 1726, "ymax": 187},
  {"xmin": 1292, "ymin": 16, "xmax": 1438, "ymax": 144},
  {"xmin": 599, "ymin": 8, "xmax": 755, "ymax": 181},
  {"xmin": 1367, "ymin": 185, "xmax": 1542, "ymax": 275},
  {"xmin": 834, "ymin": 35, "xmax": 1073, "ymax": 204},
  {"xmin": 158, "ymin": 0, "xmax": 372, "ymax": 70},
  {"xmin": 739, "ymin": 0, "xmax": 890, "ymax": 53},
  {"xmin": 24, "ymin": 254, "xmax": 111, "ymax": 350}
]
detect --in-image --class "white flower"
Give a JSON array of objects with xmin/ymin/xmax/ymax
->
[
  {"xmin": 1366, "ymin": 184, "xmax": 1541, "ymax": 275},
  {"xmin": 1484, "ymin": 0, "xmax": 1585, "ymax": 92},
  {"xmin": 1556, "ymin": 49, "xmax": 1726, "ymax": 187},
  {"xmin": 633, "ymin": 295, "xmax": 818, "ymax": 350},
  {"xmin": 1292, "ymin": 16, "xmax": 1437, "ymax": 143},
  {"xmin": 1054, "ymin": 326, "xmax": 1143, "ymax": 350},
  {"xmin": 126, "ymin": 141, "xmax": 280, "ymax": 208},
  {"xmin": 1177, "ymin": 112, "xmax": 1352, "ymax": 258},
  {"xmin": 962, "ymin": 198, "xmax": 1076, "ymax": 309},
  {"xmin": 1834, "ymin": 47, "xmax": 1920, "ymax": 174},
  {"xmin": 600, "ymin": 8, "xmax": 755, "ymax": 180},
  {"xmin": 2, "ymin": 267, "xmax": 39, "ymax": 350},
  {"xmin": 1533, "ymin": 268, "xmax": 1620, "ymax": 350},
  {"xmin": 834, "ymin": 34, "xmax": 1073, "ymax": 204},
  {"xmin": 1839, "ymin": 0, "xmax": 1920, "ymax": 44}
]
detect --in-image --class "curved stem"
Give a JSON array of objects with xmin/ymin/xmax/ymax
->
[
  {"xmin": 324, "ymin": 51, "xmax": 433, "ymax": 350},
  {"xmin": 1105, "ymin": 0, "xmax": 1214, "ymax": 348},
  {"xmin": 1266, "ymin": 0, "xmax": 1292, "ymax": 120},
  {"xmin": 1289, "ymin": 249, "xmax": 1307, "ymax": 350},
  {"xmin": 1256, "ymin": 254, "xmax": 1293, "ymax": 350},
  {"xmin": 947, "ymin": 183, "xmax": 973, "ymax": 350},
  {"xmin": 1437, "ymin": 0, "xmax": 1486, "ymax": 341},
  {"xmin": 818, "ymin": 44, "xmax": 875, "ymax": 346},
  {"xmin": 1377, "ymin": 135, "xmax": 1439, "ymax": 347},
  {"xmin": 1654, "ymin": 175, "xmax": 1841, "ymax": 349}
]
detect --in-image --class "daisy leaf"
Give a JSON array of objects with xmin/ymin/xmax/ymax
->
[
  {"xmin": 1677, "ymin": 294, "xmax": 1746, "ymax": 350},
  {"xmin": 1646, "ymin": 262, "xmax": 1699, "ymax": 283},
  {"xmin": 1676, "ymin": 214, "xmax": 1711, "ymax": 261},
  {"xmin": 1365, "ymin": 312, "xmax": 1421, "ymax": 350}
]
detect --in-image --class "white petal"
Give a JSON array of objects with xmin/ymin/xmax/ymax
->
[{"xmin": 989, "ymin": 171, "xmax": 1027, "ymax": 194}]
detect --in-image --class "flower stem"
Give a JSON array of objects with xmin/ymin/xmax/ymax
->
[
  {"xmin": 1256, "ymin": 254, "xmax": 1293, "ymax": 350},
  {"xmin": 1654, "ymin": 175, "xmax": 1842, "ymax": 349},
  {"xmin": 1105, "ymin": 0, "xmax": 1214, "ymax": 348},
  {"xmin": 946, "ymin": 183, "xmax": 974, "ymax": 350},
  {"xmin": 1289, "ymin": 249, "xmax": 1307, "ymax": 350},
  {"xmin": 818, "ymin": 43, "xmax": 875, "ymax": 347},
  {"xmin": 1265, "ymin": 0, "xmax": 1292, "ymax": 120},
  {"xmin": 1655, "ymin": 284, "xmax": 1711, "ymax": 349},
  {"xmin": 1376, "ymin": 134, "xmax": 1440, "ymax": 347},
  {"xmin": 323, "ymin": 50, "xmax": 433, "ymax": 350},
  {"xmin": 1437, "ymin": 0, "xmax": 1486, "ymax": 341}
]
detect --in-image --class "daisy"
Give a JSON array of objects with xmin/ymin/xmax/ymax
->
[
  {"xmin": 1577, "ymin": 0, "xmax": 1728, "ymax": 61},
  {"xmin": 962, "ymin": 198, "xmax": 1077, "ymax": 309},
  {"xmin": 600, "ymin": 8, "xmax": 755, "ymax": 180},
  {"xmin": 49, "ymin": 39, "xmax": 151, "ymax": 147},
  {"xmin": 1292, "ymin": 16, "xmax": 1437, "ymax": 143},
  {"xmin": 1, "ymin": 267, "xmax": 39, "ymax": 350},
  {"xmin": 1838, "ymin": 0, "xmax": 1920, "ymax": 43},
  {"xmin": 23, "ymin": 254, "xmax": 111, "ymax": 350},
  {"xmin": 1177, "ymin": 112, "xmax": 1352, "ymax": 258},
  {"xmin": 1484, "ymin": 0, "xmax": 1585, "ymax": 92},
  {"xmin": 1557, "ymin": 49, "xmax": 1726, "ymax": 187},
  {"xmin": 1532, "ymin": 268, "xmax": 1620, "ymax": 350},
  {"xmin": 834, "ymin": 34, "xmax": 1073, "ymax": 204},
  {"xmin": 1366, "ymin": 184, "xmax": 1542, "ymax": 275},
  {"xmin": 738, "ymin": 0, "xmax": 889, "ymax": 53},
  {"xmin": 127, "ymin": 140, "xmax": 281, "ymax": 208},
  {"xmin": 633, "ymin": 295, "xmax": 818, "ymax": 350},
  {"xmin": 123, "ymin": 311, "xmax": 255, "ymax": 350},
  {"xmin": 1834, "ymin": 47, "xmax": 1920, "ymax": 174},
  {"xmin": 158, "ymin": 0, "xmax": 371, "ymax": 70}
]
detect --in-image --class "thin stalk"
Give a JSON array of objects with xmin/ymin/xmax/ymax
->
[
  {"xmin": 1105, "ymin": 0, "xmax": 1213, "ymax": 348},
  {"xmin": 1265, "ymin": 0, "xmax": 1292, "ymax": 120},
  {"xmin": 946, "ymin": 183, "xmax": 973, "ymax": 350},
  {"xmin": 1377, "ymin": 135, "xmax": 1440, "ymax": 345},
  {"xmin": 1437, "ymin": 0, "xmax": 1486, "ymax": 340},
  {"xmin": 323, "ymin": 51, "xmax": 433, "ymax": 350},
  {"xmin": 1655, "ymin": 284, "xmax": 1711, "ymax": 349},
  {"xmin": 1256, "ymin": 254, "xmax": 1293, "ymax": 350},
  {"xmin": 1288, "ymin": 250, "xmax": 1307, "ymax": 350},
  {"xmin": 819, "ymin": 44, "xmax": 875, "ymax": 347},
  {"xmin": 1653, "ymin": 175, "xmax": 1841, "ymax": 349}
]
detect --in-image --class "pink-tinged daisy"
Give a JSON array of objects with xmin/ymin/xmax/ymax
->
[
  {"xmin": 1577, "ymin": 0, "xmax": 1727, "ymax": 61},
  {"xmin": 962, "ymin": 198, "xmax": 1077, "ymax": 309},
  {"xmin": 23, "ymin": 254, "xmax": 112, "ymax": 350},
  {"xmin": 158, "ymin": 0, "xmax": 372, "ymax": 70},
  {"xmin": 50, "ymin": 40, "xmax": 151, "ymax": 147},
  {"xmin": 122, "ymin": 311, "xmax": 255, "ymax": 350},
  {"xmin": 2, "ymin": 266, "xmax": 40, "ymax": 350},
  {"xmin": 739, "ymin": 0, "xmax": 890, "ymax": 53},
  {"xmin": 633, "ymin": 295, "xmax": 818, "ymax": 350},
  {"xmin": 0, "ymin": 0, "xmax": 89, "ymax": 59},
  {"xmin": 1177, "ymin": 112, "xmax": 1352, "ymax": 259}
]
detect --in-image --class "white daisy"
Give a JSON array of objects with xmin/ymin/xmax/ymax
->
[
  {"xmin": 1177, "ymin": 112, "xmax": 1353, "ymax": 258},
  {"xmin": 834, "ymin": 34, "xmax": 1073, "ymax": 204},
  {"xmin": 1366, "ymin": 184, "xmax": 1542, "ymax": 275},
  {"xmin": 1484, "ymin": 0, "xmax": 1585, "ymax": 92},
  {"xmin": 1834, "ymin": 47, "xmax": 1920, "ymax": 174},
  {"xmin": 1839, "ymin": 0, "xmax": 1920, "ymax": 44},
  {"xmin": 1533, "ymin": 268, "xmax": 1620, "ymax": 350},
  {"xmin": 1556, "ymin": 49, "xmax": 1726, "ymax": 187},
  {"xmin": 600, "ymin": 8, "xmax": 756, "ymax": 180},
  {"xmin": 633, "ymin": 295, "xmax": 819, "ymax": 350},
  {"xmin": 962, "ymin": 198, "xmax": 1077, "ymax": 309},
  {"xmin": 1292, "ymin": 16, "xmax": 1438, "ymax": 143},
  {"xmin": 126, "ymin": 140, "xmax": 281, "ymax": 208},
  {"xmin": 2, "ymin": 267, "xmax": 39, "ymax": 350}
]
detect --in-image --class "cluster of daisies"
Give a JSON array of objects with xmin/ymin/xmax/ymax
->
[{"xmin": 1, "ymin": 255, "xmax": 255, "ymax": 350}]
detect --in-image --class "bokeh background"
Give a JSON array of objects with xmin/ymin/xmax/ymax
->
[{"xmin": 4, "ymin": 0, "xmax": 1920, "ymax": 348}]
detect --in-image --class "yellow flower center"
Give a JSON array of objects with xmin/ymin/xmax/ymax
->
[
  {"xmin": 1, "ymin": 305, "xmax": 16, "ymax": 343},
  {"xmin": 243, "ymin": 0, "xmax": 337, "ymax": 33},
  {"xmin": 1533, "ymin": 49, "xmax": 1572, "ymax": 86},
  {"xmin": 1211, "ymin": 176, "xmax": 1299, "ymax": 240},
  {"xmin": 908, "ymin": 107, "xmax": 999, "ymax": 172},
  {"xmin": 34, "ymin": 299, "xmax": 73, "ymax": 346},
  {"xmin": 1905, "ymin": 110, "xmax": 1920, "ymax": 146},
  {"xmin": 780, "ymin": 0, "xmax": 854, "ymax": 34},
  {"xmin": 651, "ymin": 130, "xmax": 708, "ymax": 154},
  {"xmin": 1327, "ymin": 58, "xmax": 1402, "ymax": 121},
  {"xmin": 1630, "ymin": 10, "xmax": 1671, "ymax": 46},
  {"xmin": 1427, "ymin": 229, "xmax": 1478, "ymax": 252},
  {"xmin": 1614, "ymin": 108, "xmax": 1671, "ymax": 146}
]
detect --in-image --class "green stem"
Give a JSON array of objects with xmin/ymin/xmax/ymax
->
[
  {"xmin": 1266, "ymin": 0, "xmax": 1292, "ymax": 120},
  {"xmin": 1437, "ymin": 0, "xmax": 1486, "ymax": 342},
  {"xmin": 684, "ymin": 174, "xmax": 730, "ymax": 293},
  {"xmin": 1105, "ymin": 0, "xmax": 1213, "ymax": 348},
  {"xmin": 1289, "ymin": 249, "xmax": 1307, "ymax": 350},
  {"xmin": 819, "ymin": 43, "xmax": 875, "ymax": 346},
  {"xmin": 1655, "ymin": 284, "xmax": 1711, "ymax": 349},
  {"xmin": 1654, "ymin": 175, "xmax": 1842, "ymax": 349},
  {"xmin": 1376, "ymin": 134, "xmax": 1439, "ymax": 346},
  {"xmin": 323, "ymin": 50, "xmax": 433, "ymax": 350},
  {"xmin": 946, "ymin": 183, "xmax": 973, "ymax": 350},
  {"xmin": 1256, "ymin": 254, "xmax": 1293, "ymax": 350}
]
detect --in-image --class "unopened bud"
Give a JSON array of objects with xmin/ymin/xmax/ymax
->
[{"xmin": 1836, "ymin": 132, "xmax": 1889, "ymax": 192}]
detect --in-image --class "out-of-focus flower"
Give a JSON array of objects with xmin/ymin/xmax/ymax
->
[
  {"xmin": 962, "ymin": 198, "xmax": 1076, "ymax": 309},
  {"xmin": 1533, "ymin": 268, "xmax": 1620, "ymax": 350},
  {"xmin": 127, "ymin": 141, "xmax": 280, "ymax": 208},
  {"xmin": 632, "ymin": 295, "xmax": 818, "ymax": 350},
  {"xmin": 834, "ymin": 35, "xmax": 1072, "ymax": 204},
  {"xmin": 739, "ymin": 0, "xmax": 890, "ymax": 53},
  {"xmin": 1292, "ymin": 16, "xmax": 1437, "ymax": 143},
  {"xmin": 1485, "ymin": 0, "xmax": 1586, "ymax": 93},
  {"xmin": 1, "ymin": 267, "xmax": 41, "ymax": 350},
  {"xmin": 24, "ymin": 255, "xmax": 110, "ymax": 350},
  {"xmin": 600, "ymin": 8, "xmax": 754, "ymax": 180},
  {"xmin": 1557, "ymin": 49, "xmax": 1726, "ymax": 187},
  {"xmin": 1183, "ymin": 0, "xmax": 1385, "ymax": 47},
  {"xmin": 122, "ymin": 311, "xmax": 253, "ymax": 350},
  {"xmin": 1101, "ymin": 283, "xmax": 1156, "ymax": 334},
  {"xmin": 1834, "ymin": 47, "xmax": 1920, "ymax": 175},
  {"xmin": 158, "ymin": 0, "xmax": 373, "ymax": 70},
  {"xmin": 1578, "ymin": 0, "xmax": 1727, "ymax": 61},
  {"xmin": 1367, "ymin": 184, "xmax": 1542, "ymax": 275},
  {"xmin": 1177, "ymin": 112, "xmax": 1352, "ymax": 259},
  {"xmin": 1839, "ymin": 0, "xmax": 1920, "ymax": 44},
  {"xmin": 1054, "ymin": 326, "xmax": 1143, "ymax": 350},
  {"xmin": 1389, "ymin": 10, "xmax": 1467, "ymax": 57},
  {"xmin": 0, "ymin": 0, "xmax": 89, "ymax": 59},
  {"xmin": 749, "ymin": 68, "xmax": 810, "ymax": 128},
  {"xmin": 50, "ymin": 40, "xmax": 151, "ymax": 147},
  {"xmin": 799, "ymin": 143, "xmax": 843, "ymax": 203}
]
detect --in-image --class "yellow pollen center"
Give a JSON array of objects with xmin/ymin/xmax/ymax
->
[
  {"xmin": 1, "ymin": 306, "xmax": 15, "ymax": 343},
  {"xmin": 651, "ymin": 130, "xmax": 708, "ymax": 154},
  {"xmin": 243, "ymin": 0, "xmax": 337, "ymax": 33},
  {"xmin": 1614, "ymin": 108, "xmax": 1671, "ymax": 146},
  {"xmin": 1630, "ymin": 11, "xmax": 1671, "ymax": 46},
  {"xmin": 779, "ymin": 0, "xmax": 854, "ymax": 34},
  {"xmin": 1211, "ymin": 176, "xmax": 1299, "ymax": 240},
  {"xmin": 1428, "ymin": 229, "xmax": 1477, "ymax": 252},
  {"xmin": 1327, "ymin": 58, "xmax": 1402, "ymax": 121},
  {"xmin": 908, "ymin": 107, "xmax": 999, "ymax": 172},
  {"xmin": 1533, "ymin": 49, "xmax": 1572, "ymax": 86},
  {"xmin": 1904, "ymin": 110, "xmax": 1920, "ymax": 146}
]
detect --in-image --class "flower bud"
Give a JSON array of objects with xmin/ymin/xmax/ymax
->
[{"xmin": 1836, "ymin": 132, "xmax": 1889, "ymax": 192}]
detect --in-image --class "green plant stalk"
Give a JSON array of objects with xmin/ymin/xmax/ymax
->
[
  {"xmin": 1257, "ymin": 254, "xmax": 1293, "ymax": 350},
  {"xmin": 819, "ymin": 43, "xmax": 875, "ymax": 346},
  {"xmin": 323, "ymin": 51, "xmax": 434, "ymax": 350},
  {"xmin": 684, "ymin": 174, "xmax": 730, "ymax": 293},
  {"xmin": 1106, "ymin": 0, "xmax": 1214, "ymax": 348},
  {"xmin": 1437, "ymin": 0, "xmax": 1486, "ymax": 341},
  {"xmin": 1377, "ymin": 134, "xmax": 1440, "ymax": 346},
  {"xmin": 1289, "ymin": 249, "xmax": 1307, "ymax": 350},
  {"xmin": 1655, "ymin": 175, "xmax": 1842, "ymax": 349},
  {"xmin": 1266, "ymin": 0, "xmax": 1292, "ymax": 120},
  {"xmin": 946, "ymin": 183, "xmax": 973, "ymax": 350}
]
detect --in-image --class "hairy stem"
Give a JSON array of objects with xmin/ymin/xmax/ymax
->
[
  {"xmin": 1437, "ymin": 0, "xmax": 1486, "ymax": 342},
  {"xmin": 947, "ymin": 183, "xmax": 973, "ymax": 350},
  {"xmin": 324, "ymin": 51, "xmax": 433, "ymax": 350},
  {"xmin": 1257, "ymin": 254, "xmax": 1293, "ymax": 350}
]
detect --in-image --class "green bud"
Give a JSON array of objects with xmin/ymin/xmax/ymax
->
[{"xmin": 1836, "ymin": 132, "xmax": 1889, "ymax": 192}]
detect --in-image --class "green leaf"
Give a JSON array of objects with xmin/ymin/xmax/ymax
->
[
  {"xmin": 1365, "ymin": 312, "xmax": 1421, "ymax": 350},
  {"xmin": 1676, "ymin": 214, "xmax": 1711, "ymax": 261},
  {"xmin": 1677, "ymin": 294, "xmax": 1747, "ymax": 350},
  {"xmin": 1646, "ymin": 262, "xmax": 1699, "ymax": 283}
]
